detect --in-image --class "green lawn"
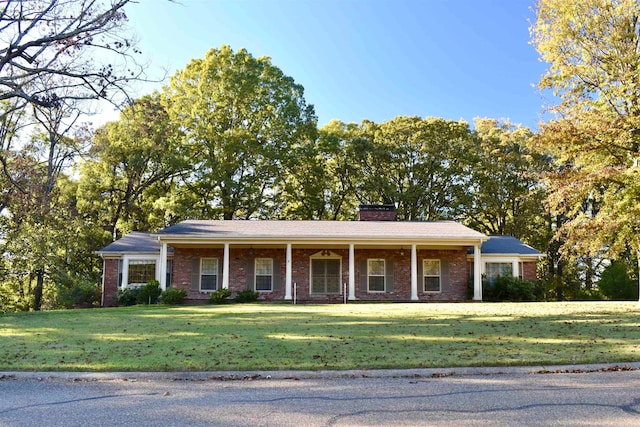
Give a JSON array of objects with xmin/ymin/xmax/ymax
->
[{"xmin": 0, "ymin": 302, "xmax": 638, "ymax": 372}]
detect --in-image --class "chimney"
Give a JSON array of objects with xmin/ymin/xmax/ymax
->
[{"xmin": 358, "ymin": 204, "xmax": 397, "ymax": 221}]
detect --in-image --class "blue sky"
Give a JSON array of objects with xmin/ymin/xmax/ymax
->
[{"xmin": 123, "ymin": 0, "xmax": 547, "ymax": 130}]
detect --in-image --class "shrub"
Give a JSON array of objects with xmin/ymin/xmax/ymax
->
[
  {"xmin": 483, "ymin": 276, "xmax": 544, "ymax": 302},
  {"xmin": 138, "ymin": 280, "xmax": 162, "ymax": 304},
  {"xmin": 160, "ymin": 288, "xmax": 187, "ymax": 305},
  {"xmin": 210, "ymin": 288, "xmax": 232, "ymax": 304},
  {"xmin": 235, "ymin": 290, "xmax": 260, "ymax": 303},
  {"xmin": 597, "ymin": 260, "xmax": 639, "ymax": 300},
  {"xmin": 57, "ymin": 280, "xmax": 101, "ymax": 308},
  {"xmin": 117, "ymin": 287, "xmax": 141, "ymax": 306}
]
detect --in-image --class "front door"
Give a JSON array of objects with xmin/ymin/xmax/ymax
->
[{"xmin": 311, "ymin": 258, "xmax": 341, "ymax": 294}]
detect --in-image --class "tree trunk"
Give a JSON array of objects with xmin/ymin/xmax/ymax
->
[{"xmin": 33, "ymin": 269, "xmax": 44, "ymax": 311}]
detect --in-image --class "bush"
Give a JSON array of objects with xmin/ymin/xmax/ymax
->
[
  {"xmin": 138, "ymin": 280, "xmax": 161, "ymax": 304},
  {"xmin": 160, "ymin": 288, "xmax": 187, "ymax": 305},
  {"xmin": 483, "ymin": 276, "xmax": 544, "ymax": 302},
  {"xmin": 57, "ymin": 280, "xmax": 101, "ymax": 308},
  {"xmin": 235, "ymin": 290, "xmax": 260, "ymax": 303},
  {"xmin": 117, "ymin": 287, "xmax": 141, "ymax": 306},
  {"xmin": 597, "ymin": 260, "xmax": 639, "ymax": 300},
  {"xmin": 210, "ymin": 288, "xmax": 232, "ymax": 304}
]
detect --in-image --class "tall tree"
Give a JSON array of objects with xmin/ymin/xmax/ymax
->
[
  {"xmin": 77, "ymin": 93, "xmax": 184, "ymax": 239},
  {"xmin": 164, "ymin": 46, "xmax": 317, "ymax": 219},
  {"xmin": 0, "ymin": 0, "xmax": 143, "ymax": 115},
  {"xmin": 275, "ymin": 120, "xmax": 359, "ymax": 220},
  {"xmin": 461, "ymin": 118, "xmax": 549, "ymax": 242},
  {"xmin": 531, "ymin": 0, "xmax": 640, "ymax": 299},
  {"xmin": 351, "ymin": 116, "xmax": 472, "ymax": 220}
]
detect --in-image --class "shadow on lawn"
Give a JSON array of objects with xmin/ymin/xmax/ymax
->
[{"xmin": 0, "ymin": 303, "xmax": 638, "ymax": 371}]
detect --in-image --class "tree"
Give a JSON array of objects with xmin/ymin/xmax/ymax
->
[
  {"xmin": 77, "ymin": 93, "xmax": 184, "ymax": 239},
  {"xmin": 164, "ymin": 46, "xmax": 317, "ymax": 220},
  {"xmin": 350, "ymin": 116, "xmax": 472, "ymax": 220},
  {"xmin": 461, "ymin": 118, "xmax": 549, "ymax": 242},
  {"xmin": 275, "ymin": 120, "xmax": 360, "ymax": 220},
  {"xmin": 0, "ymin": 0, "xmax": 143, "ymax": 115},
  {"xmin": 531, "ymin": 0, "xmax": 640, "ymax": 302}
]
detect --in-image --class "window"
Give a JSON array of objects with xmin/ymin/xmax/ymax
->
[
  {"xmin": 255, "ymin": 258, "xmax": 273, "ymax": 292},
  {"xmin": 200, "ymin": 258, "xmax": 218, "ymax": 291},
  {"xmin": 486, "ymin": 262, "xmax": 513, "ymax": 284},
  {"xmin": 423, "ymin": 259, "xmax": 441, "ymax": 292},
  {"xmin": 311, "ymin": 258, "xmax": 341, "ymax": 294},
  {"xmin": 127, "ymin": 260, "xmax": 156, "ymax": 286},
  {"xmin": 368, "ymin": 259, "xmax": 385, "ymax": 292}
]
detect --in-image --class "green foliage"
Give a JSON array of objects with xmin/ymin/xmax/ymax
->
[
  {"xmin": 139, "ymin": 280, "xmax": 161, "ymax": 305},
  {"xmin": 235, "ymin": 290, "xmax": 260, "ymax": 303},
  {"xmin": 531, "ymin": 0, "xmax": 640, "ymax": 260},
  {"xmin": 210, "ymin": 288, "xmax": 232, "ymax": 304},
  {"xmin": 117, "ymin": 288, "xmax": 141, "ymax": 306},
  {"xmin": 57, "ymin": 280, "xmax": 101, "ymax": 308},
  {"xmin": 483, "ymin": 276, "xmax": 545, "ymax": 302},
  {"xmin": 597, "ymin": 261, "xmax": 639, "ymax": 301},
  {"xmin": 160, "ymin": 288, "xmax": 187, "ymax": 305},
  {"xmin": 164, "ymin": 45, "xmax": 317, "ymax": 220}
]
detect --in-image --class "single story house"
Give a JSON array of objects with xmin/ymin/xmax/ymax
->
[{"xmin": 97, "ymin": 205, "xmax": 543, "ymax": 306}]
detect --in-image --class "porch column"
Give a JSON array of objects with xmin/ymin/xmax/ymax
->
[
  {"xmin": 222, "ymin": 243, "xmax": 230, "ymax": 289},
  {"xmin": 285, "ymin": 243, "xmax": 292, "ymax": 300},
  {"xmin": 473, "ymin": 244, "xmax": 483, "ymax": 301},
  {"xmin": 349, "ymin": 243, "xmax": 356, "ymax": 300},
  {"xmin": 512, "ymin": 260, "xmax": 519, "ymax": 278},
  {"xmin": 121, "ymin": 257, "xmax": 129, "ymax": 288},
  {"xmin": 159, "ymin": 242, "xmax": 168, "ymax": 291},
  {"xmin": 411, "ymin": 244, "xmax": 418, "ymax": 301}
]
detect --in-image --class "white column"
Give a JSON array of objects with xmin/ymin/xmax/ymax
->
[
  {"xmin": 349, "ymin": 243, "xmax": 356, "ymax": 300},
  {"xmin": 411, "ymin": 244, "xmax": 418, "ymax": 301},
  {"xmin": 473, "ymin": 244, "xmax": 483, "ymax": 301},
  {"xmin": 285, "ymin": 243, "xmax": 292, "ymax": 300},
  {"xmin": 121, "ymin": 257, "xmax": 129, "ymax": 288},
  {"xmin": 222, "ymin": 243, "xmax": 230, "ymax": 289},
  {"xmin": 512, "ymin": 260, "xmax": 519, "ymax": 278},
  {"xmin": 159, "ymin": 242, "xmax": 168, "ymax": 291}
]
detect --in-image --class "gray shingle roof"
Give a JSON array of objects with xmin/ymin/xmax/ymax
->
[
  {"xmin": 97, "ymin": 232, "xmax": 161, "ymax": 254},
  {"xmin": 158, "ymin": 219, "xmax": 487, "ymax": 241},
  {"xmin": 476, "ymin": 235, "xmax": 542, "ymax": 256}
]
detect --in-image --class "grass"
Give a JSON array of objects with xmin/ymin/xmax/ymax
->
[{"xmin": 0, "ymin": 302, "xmax": 638, "ymax": 372}]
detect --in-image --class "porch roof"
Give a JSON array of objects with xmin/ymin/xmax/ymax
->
[{"xmin": 156, "ymin": 219, "xmax": 487, "ymax": 245}]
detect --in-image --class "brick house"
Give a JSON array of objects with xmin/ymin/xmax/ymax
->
[{"xmin": 97, "ymin": 205, "xmax": 543, "ymax": 306}]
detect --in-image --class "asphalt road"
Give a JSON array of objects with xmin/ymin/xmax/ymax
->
[{"xmin": 1, "ymin": 366, "xmax": 639, "ymax": 426}]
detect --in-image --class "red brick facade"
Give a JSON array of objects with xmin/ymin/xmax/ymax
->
[
  {"xmin": 101, "ymin": 247, "xmax": 540, "ymax": 306},
  {"xmin": 102, "ymin": 258, "xmax": 120, "ymax": 307},
  {"xmin": 166, "ymin": 246, "xmax": 470, "ymax": 303},
  {"xmin": 521, "ymin": 261, "xmax": 537, "ymax": 282}
]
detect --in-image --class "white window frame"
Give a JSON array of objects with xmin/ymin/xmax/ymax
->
[
  {"xmin": 423, "ymin": 259, "xmax": 441, "ymax": 293},
  {"xmin": 483, "ymin": 258, "xmax": 519, "ymax": 284},
  {"xmin": 255, "ymin": 258, "xmax": 273, "ymax": 292},
  {"xmin": 367, "ymin": 258, "xmax": 386, "ymax": 293},
  {"xmin": 121, "ymin": 255, "xmax": 160, "ymax": 288},
  {"xmin": 309, "ymin": 252, "xmax": 342, "ymax": 295},
  {"xmin": 200, "ymin": 258, "xmax": 219, "ymax": 292}
]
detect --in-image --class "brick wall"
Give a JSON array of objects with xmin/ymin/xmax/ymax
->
[
  {"xmin": 522, "ymin": 261, "xmax": 537, "ymax": 282},
  {"xmin": 171, "ymin": 246, "xmax": 469, "ymax": 303},
  {"xmin": 102, "ymin": 259, "xmax": 119, "ymax": 307}
]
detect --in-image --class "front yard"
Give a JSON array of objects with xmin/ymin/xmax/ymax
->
[{"xmin": 0, "ymin": 302, "xmax": 638, "ymax": 371}]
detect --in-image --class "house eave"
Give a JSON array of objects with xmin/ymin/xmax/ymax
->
[{"xmin": 156, "ymin": 235, "xmax": 488, "ymax": 247}]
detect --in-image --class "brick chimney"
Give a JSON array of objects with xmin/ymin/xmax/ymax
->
[{"xmin": 358, "ymin": 204, "xmax": 397, "ymax": 221}]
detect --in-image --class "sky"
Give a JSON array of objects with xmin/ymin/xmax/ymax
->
[{"xmin": 116, "ymin": 0, "xmax": 549, "ymax": 130}]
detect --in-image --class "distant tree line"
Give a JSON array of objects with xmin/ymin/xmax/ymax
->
[{"xmin": 1, "ymin": 0, "xmax": 638, "ymax": 311}]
